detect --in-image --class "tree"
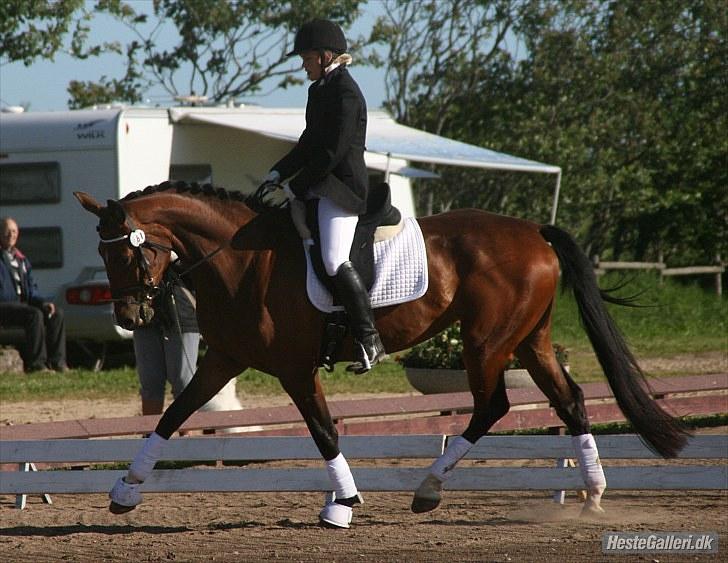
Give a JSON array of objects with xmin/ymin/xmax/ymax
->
[
  {"xmin": 366, "ymin": 0, "xmax": 552, "ymax": 216},
  {"xmin": 1, "ymin": 0, "xmax": 82, "ymax": 65},
  {"xmin": 0, "ymin": 0, "xmax": 118, "ymax": 66},
  {"xmin": 372, "ymin": 0, "xmax": 726, "ymax": 263},
  {"xmin": 67, "ymin": 0, "xmax": 362, "ymax": 108}
]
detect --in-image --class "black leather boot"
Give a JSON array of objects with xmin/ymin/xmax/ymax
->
[{"xmin": 332, "ymin": 262, "xmax": 387, "ymax": 374}]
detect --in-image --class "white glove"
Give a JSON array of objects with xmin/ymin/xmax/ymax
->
[
  {"xmin": 260, "ymin": 182, "xmax": 294, "ymax": 208},
  {"xmin": 263, "ymin": 170, "xmax": 281, "ymax": 184}
]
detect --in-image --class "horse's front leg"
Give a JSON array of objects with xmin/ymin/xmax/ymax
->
[
  {"xmin": 109, "ymin": 349, "xmax": 243, "ymax": 514},
  {"xmin": 280, "ymin": 370, "xmax": 363, "ymax": 529}
]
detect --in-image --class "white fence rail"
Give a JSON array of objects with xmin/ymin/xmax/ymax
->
[{"xmin": 2, "ymin": 435, "xmax": 726, "ymax": 497}]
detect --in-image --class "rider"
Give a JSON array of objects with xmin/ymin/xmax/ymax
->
[{"xmin": 259, "ymin": 18, "xmax": 386, "ymax": 374}]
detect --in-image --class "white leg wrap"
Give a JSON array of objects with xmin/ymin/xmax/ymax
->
[
  {"xmin": 128, "ymin": 432, "xmax": 167, "ymax": 483},
  {"xmin": 325, "ymin": 453, "xmax": 358, "ymax": 499},
  {"xmin": 430, "ymin": 436, "xmax": 473, "ymax": 481},
  {"xmin": 572, "ymin": 433, "xmax": 607, "ymax": 501}
]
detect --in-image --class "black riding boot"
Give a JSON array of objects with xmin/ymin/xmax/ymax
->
[{"xmin": 332, "ymin": 262, "xmax": 387, "ymax": 374}]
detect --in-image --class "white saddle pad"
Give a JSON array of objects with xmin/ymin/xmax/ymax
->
[{"xmin": 305, "ymin": 216, "xmax": 428, "ymax": 313}]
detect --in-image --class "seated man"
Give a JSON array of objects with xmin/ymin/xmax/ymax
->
[{"xmin": 0, "ymin": 217, "xmax": 68, "ymax": 372}]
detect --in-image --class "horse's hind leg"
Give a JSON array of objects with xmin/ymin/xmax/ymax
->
[
  {"xmin": 109, "ymin": 349, "xmax": 241, "ymax": 514},
  {"xmin": 412, "ymin": 337, "xmax": 511, "ymax": 514},
  {"xmin": 515, "ymin": 311, "xmax": 606, "ymax": 517}
]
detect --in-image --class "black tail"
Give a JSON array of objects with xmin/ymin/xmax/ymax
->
[{"xmin": 540, "ymin": 225, "xmax": 689, "ymax": 458}]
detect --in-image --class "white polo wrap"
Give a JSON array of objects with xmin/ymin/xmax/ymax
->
[
  {"xmin": 325, "ymin": 453, "xmax": 358, "ymax": 499},
  {"xmin": 572, "ymin": 433, "xmax": 607, "ymax": 494},
  {"xmin": 430, "ymin": 436, "xmax": 473, "ymax": 481},
  {"xmin": 128, "ymin": 432, "xmax": 167, "ymax": 483}
]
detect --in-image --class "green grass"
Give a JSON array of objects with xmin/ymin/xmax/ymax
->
[
  {"xmin": 0, "ymin": 359, "xmax": 412, "ymax": 402},
  {"xmin": 1, "ymin": 273, "xmax": 724, "ymax": 401},
  {"xmin": 551, "ymin": 272, "xmax": 726, "ymax": 380},
  {"xmin": 0, "ymin": 367, "xmax": 139, "ymax": 402}
]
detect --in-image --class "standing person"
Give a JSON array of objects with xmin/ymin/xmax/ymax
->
[
  {"xmin": 133, "ymin": 269, "xmax": 200, "ymax": 416},
  {"xmin": 258, "ymin": 18, "xmax": 386, "ymax": 374},
  {"xmin": 0, "ymin": 216, "xmax": 68, "ymax": 372},
  {"xmin": 133, "ymin": 264, "xmax": 242, "ymax": 419}
]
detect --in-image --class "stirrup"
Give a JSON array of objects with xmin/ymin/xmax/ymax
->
[
  {"xmin": 346, "ymin": 335, "xmax": 387, "ymax": 375},
  {"xmin": 319, "ymin": 319, "xmax": 347, "ymax": 373}
]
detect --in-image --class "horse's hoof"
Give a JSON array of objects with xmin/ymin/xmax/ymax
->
[
  {"xmin": 580, "ymin": 502, "xmax": 606, "ymax": 519},
  {"xmin": 319, "ymin": 501, "xmax": 353, "ymax": 529},
  {"xmin": 108, "ymin": 476, "xmax": 143, "ymax": 512},
  {"xmin": 411, "ymin": 495, "xmax": 441, "ymax": 513},
  {"xmin": 411, "ymin": 473, "xmax": 443, "ymax": 513},
  {"xmin": 109, "ymin": 501, "xmax": 137, "ymax": 515}
]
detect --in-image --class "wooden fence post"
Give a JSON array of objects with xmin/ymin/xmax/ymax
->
[{"xmin": 716, "ymin": 255, "xmax": 723, "ymax": 297}]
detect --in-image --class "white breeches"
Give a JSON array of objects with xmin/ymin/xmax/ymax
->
[{"xmin": 317, "ymin": 197, "xmax": 358, "ymax": 276}]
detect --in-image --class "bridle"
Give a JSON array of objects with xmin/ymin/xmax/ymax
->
[
  {"xmin": 98, "ymin": 212, "xmax": 174, "ymax": 315},
  {"xmin": 98, "ymin": 207, "xmax": 228, "ymax": 315}
]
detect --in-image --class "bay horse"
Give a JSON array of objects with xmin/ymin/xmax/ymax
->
[{"xmin": 75, "ymin": 182, "xmax": 687, "ymax": 528}]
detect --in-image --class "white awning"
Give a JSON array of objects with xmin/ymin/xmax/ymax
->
[
  {"xmin": 169, "ymin": 107, "xmax": 562, "ymax": 222},
  {"xmin": 169, "ymin": 107, "xmax": 559, "ymax": 174}
]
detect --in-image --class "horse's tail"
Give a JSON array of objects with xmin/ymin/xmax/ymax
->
[{"xmin": 539, "ymin": 224, "xmax": 689, "ymax": 458}]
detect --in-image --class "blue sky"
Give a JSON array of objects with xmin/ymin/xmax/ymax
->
[{"xmin": 0, "ymin": 3, "xmax": 387, "ymax": 112}]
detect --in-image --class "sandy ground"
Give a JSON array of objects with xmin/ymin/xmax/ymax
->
[
  {"xmin": 1, "ymin": 353, "xmax": 726, "ymax": 562},
  {"xmin": 1, "ymin": 488, "xmax": 726, "ymax": 562}
]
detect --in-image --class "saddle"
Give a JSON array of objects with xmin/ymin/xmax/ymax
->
[
  {"xmin": 298, "ymin": 182, "xmax": 402, "ymax": 371},
  {"xmin": 303, "ymin": 182, "xmax": 402, "ymax": 295}
]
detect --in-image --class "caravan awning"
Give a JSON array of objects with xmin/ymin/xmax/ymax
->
[
  {"xmin": 169, "ymin": 108, "xmax": 559, "ymax": 175},
  {"xmin": 169, "ymin": 107, "xmax": 562, "ymax": 223}
]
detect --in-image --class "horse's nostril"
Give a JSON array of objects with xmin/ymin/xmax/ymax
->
[{"xmin": 119, "ymin": 318, "xmax": 135, "ymax": 331}]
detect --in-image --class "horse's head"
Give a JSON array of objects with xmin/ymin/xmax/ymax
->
[{"xmin": 74, "ymin": 192, "xmax": 174, "ymax": 330}]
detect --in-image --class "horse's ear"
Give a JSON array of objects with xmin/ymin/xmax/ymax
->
[
  {"xmin": 74, "ymin": 192, "xmax": 104, "ymax": 217},
  {"xmin": 106, "ymin": 199, "xmax": 126, "ymax": 224}
]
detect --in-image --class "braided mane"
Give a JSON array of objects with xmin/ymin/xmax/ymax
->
[{"xmin": 120, "ymin": 180, "xmax": 253, "ymax": 205}]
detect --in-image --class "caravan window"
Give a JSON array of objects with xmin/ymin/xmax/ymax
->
[
  {"xmin": 169, "ymin": 164, "xmax": 212, "ymax": 185},
  {"xmin": 17, "ymin": 227, "xmax": 63, "ymax": 269},
  {"xmin": 0, "ymin": 162, "xmax": 61, "ymax": 204}
]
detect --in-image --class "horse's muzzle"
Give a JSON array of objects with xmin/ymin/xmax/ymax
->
[{"xmin": 114, "ymin": 301, "xmax": 155, "ymax": 330}]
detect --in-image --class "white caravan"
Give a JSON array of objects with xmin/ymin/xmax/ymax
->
[
  {"xmin": 0, "ymin": 107, "xmax": 424, "ymax": 346},
  {"xmin": 0, "ymin": 106, "xmax": 559, "ymax": 351}
]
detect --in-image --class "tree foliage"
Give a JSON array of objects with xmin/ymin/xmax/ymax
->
[
  {"xmin": 0, "ymin": 0, "xmax": 99, "ymax": 65},
  {"xmin": 372, "ymin": 0, "xmax": 726, "ymax": 264},
  {"xmin": 66, "ymin": 0, "xmax": 362, "ymax": 107}
]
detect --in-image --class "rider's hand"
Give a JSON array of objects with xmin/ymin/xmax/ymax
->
[{"xmin": 260, "ymin": 183, "xmax": 293, "ymax": 208}]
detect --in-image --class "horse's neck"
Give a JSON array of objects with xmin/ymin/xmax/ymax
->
[{"xmin": 149, "ymin": 196, "xmax": 251, "ymax": 253}]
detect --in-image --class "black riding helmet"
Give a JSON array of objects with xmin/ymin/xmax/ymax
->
[{"xmin": 287, "ymin": 19, "xmax": 347, "ymax": 57}]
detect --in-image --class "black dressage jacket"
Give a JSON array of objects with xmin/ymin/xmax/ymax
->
[{"xmin": 272, "ymin": 66, "xmax": 369, "ymax": 214}]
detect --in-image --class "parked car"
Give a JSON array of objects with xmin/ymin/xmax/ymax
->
[{"xmin": 56, "ymin": 267, "xmax": 133, "ymax": 369}]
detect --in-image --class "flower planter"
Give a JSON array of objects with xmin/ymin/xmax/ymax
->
[{"xmin": 405, "ymin": 367, "xmax": 537, "ymax": 395}]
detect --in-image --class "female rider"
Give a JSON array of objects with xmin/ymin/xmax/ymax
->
[{"xmin": 259, "ymin": 19, "xmax": 386, "ymax": 374}]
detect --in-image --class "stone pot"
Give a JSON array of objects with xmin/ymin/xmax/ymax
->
[{"xmin": 404, "ymin": 367, "xmax": 536, "ymax": 395}]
